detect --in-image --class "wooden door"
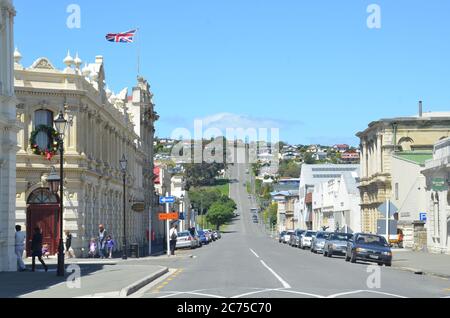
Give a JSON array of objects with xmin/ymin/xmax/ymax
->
[{"xmin": 26, "ymin": 205, "xmax": 60, "ymax": 256}]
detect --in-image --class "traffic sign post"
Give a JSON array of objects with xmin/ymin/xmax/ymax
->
[
  {"xmin": 159, "ymin": 212, "xmax": 179, "ymax": 221},
  {"xmin": 160, "ymin": 196, "xmax": 175, "ymax": 204}
]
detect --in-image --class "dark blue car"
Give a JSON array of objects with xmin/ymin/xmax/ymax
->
[{"xmin": 345, "ymin": 233, "xmax": 392, "ymax": 266}]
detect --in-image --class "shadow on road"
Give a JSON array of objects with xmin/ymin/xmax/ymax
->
[{"xmin": 0, "ymin": 264, "xmax": 113, "ymax": 298}]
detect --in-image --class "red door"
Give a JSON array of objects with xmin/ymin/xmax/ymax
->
[{"xmin": 26, "ymin": 205, "xmax": 60, "ymax": 256}]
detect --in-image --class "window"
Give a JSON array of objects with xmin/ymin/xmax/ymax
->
[
  {"xmin": 34, "ymin": 110, "xmax": 54, "ymax": 151},
  {"xmin": 395, "ymin": 183, "xmax": 399, "ymax": 200}
]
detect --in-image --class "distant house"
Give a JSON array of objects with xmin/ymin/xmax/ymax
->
[
  {"xmin": 333, "ymin": 144, "xmax": 350, "ymax": 153},
  {"xmin": 341, "ymin": 150, "xmax": 360, "ymax": 163},
  {"xmin": 312, "ymin": 151, "xmax": 327, "ymax": 161}
]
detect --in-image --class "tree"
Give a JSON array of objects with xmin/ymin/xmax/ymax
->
[
  {"xmin": 303, "ymin": 153, "xmax": 316, "ymax": 164},
  {"xmin": 263, "ymin": 203, "xmax": 278, "ymax": 227},
  {"xmin": 206, "ymin": 198, "xmax": 236, "ymax": 230},
  {"xmin": 278, "ymin": 160, "xmax": 301, "ymax": 178},
  {"xmin": 184, "ymin": 162, "xmax": 225, "ymax": 190}
]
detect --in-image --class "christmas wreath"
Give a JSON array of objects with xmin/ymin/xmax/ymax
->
[{"xmin": 29, "ymin": 125, "xmax": 59, "ymax": 160}]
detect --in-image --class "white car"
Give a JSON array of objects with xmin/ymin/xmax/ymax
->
[
  {"xmin": 300, "ymin": 231, "xmax": 317, "ymax": 249},
  {"xmin": 284, "ymin": 230, "xmax": 295, "ymax": 244},
  {"xmin": 176, "ymin": 231, "xmax": 196, "ymax": 249}
]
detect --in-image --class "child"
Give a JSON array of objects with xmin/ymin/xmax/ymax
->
[
  {"xmin": 88, "ymin": 238, "xmax": 97, "ymax": 258},
  {"xmin": 41, "ymin": 244, "xmax": 50, "ymax": 259},
  {"xmin": 106, "ymin": 236, "xmax": 115, "ymax": 259}
]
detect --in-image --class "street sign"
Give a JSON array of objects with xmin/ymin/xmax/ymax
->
[
  {"xmin": 159, "ymin": 212, "xmax": 179, "ymax": 221},
  {"xmin": 419, "ymin": 213, "xmax": 427, "ymax": 222},
  {"xmin": 179, "ymin": 212, "xmax": 185, "ymax": 220},
  {"xmin": 159, "ymin": 196, "xmax": 175, "ymax": 204},
  {"xmin": 377, "ymin": 201, "xmax": 398, "ymax": 218},
  {"xmin": 432, "ymin": 178, "xmax": 448, "ymax": 192}
]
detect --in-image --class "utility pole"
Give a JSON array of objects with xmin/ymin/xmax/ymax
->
[{"xmin": 166, "ymin": 191, "xmax": 170, "ymax": 257}]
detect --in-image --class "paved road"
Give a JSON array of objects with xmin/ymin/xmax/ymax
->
[{"xmin": 141, "ymin": 164, "xmax": 450, "ymax": 298}]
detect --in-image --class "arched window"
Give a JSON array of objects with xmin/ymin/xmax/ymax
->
[
  {"xmin": 34, "ymin": 110, "xmax": 54, "ymax": 150},
  {"xmin": 27, "ymin": 188, "xmax": 59, "ymax": 204},
  {"xmin": 398, "ymin": 137, "xmax": 414, "ymax": 151}
]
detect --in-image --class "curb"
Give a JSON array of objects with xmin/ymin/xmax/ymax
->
[
  {"xmin": 393, "ymin": 266, "xmax": 450, "ymax": 280},
  {"xmin": 119, "ymin": 267, "xmax": 169, "ymax": 297}
]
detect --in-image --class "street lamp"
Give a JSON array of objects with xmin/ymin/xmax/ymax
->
[
  {"xmin": 119, "ymin": 154, "xmax": 128, "ymax": 260},
  {"xmin": 47, "ymin": 167, "xmax": 60, "ymax": 195},
  {"xmin": 54, "ymin": 110, "xmax": 67, "ymax": 277}
]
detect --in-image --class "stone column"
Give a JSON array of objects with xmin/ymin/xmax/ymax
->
[
  {"xmin": 377, "ymin": 133, "xmax": 383, "ymax": 173},
  {"xmin": 0, "ymin": 0, "xmax": 17, "ymax": 272}
]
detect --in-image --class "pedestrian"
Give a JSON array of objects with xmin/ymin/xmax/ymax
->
[
  {"xmin": 41, "ymin": 244, "xmax": 50, "ymax": 259},
  {"xmin": 106, "ymin": 235, "xmax": 115, "ymax": 259},
  {"xmin": 31, "ymin": 227, "xmax": 48, "ymax": 272},
  {"xmin": 15, "ymin": 225, "xmax": 26, "ymax": 272},
  {"xmin": 88, "ymin": 238, "xmax": 97, "ymax": 258},
  {"xmin": 169, "ymin": 223, "xmax": 178, "ymax": 256},
  {"xmin": 98, "ymin": 224, "xmax": 108, "ymax": 259},
  {"xmin": 65, "ymin": 231, "xmax": 75, "ymax": 258}
]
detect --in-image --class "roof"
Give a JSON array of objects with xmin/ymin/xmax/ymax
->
[
  {"xmin": 299, "ymin": 164, "xmax": 360, "ymax": 189},
  {"xmin": 270, "ymin": 190, "xmax": 299, "ymax": 198},
  {"xmin": 393, "ymin": 151, "xmax": 433, "ymax": 166}
]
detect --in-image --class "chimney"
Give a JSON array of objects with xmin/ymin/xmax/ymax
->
[{"xmin": 419, "ymin": 100, "xmax": 423, "ymax": 117}]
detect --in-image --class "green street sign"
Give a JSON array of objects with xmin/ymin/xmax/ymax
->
[{"xmin": 432, "ymin": 178, "xmax": 448, "ymax": 191}]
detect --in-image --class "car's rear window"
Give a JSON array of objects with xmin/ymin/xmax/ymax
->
[
  {"xmin": 356, "ymin": 235, "xmax": 388, "ymax": 246},
  {"xmin": 330, "ymin": 233, "xmax": 353, "ymax": 241},
  {"xmin": 178, "ymin": 232, "xmax": 189, "ymax": 237}
]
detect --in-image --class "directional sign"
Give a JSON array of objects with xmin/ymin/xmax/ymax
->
[
  {"xmin": 419, "ymin": 213, "xmax": 427, "ymax": 222},
  {"xmin": 432, "ymin": 178, "xmax": 448, "ymax": 192},
  {"xmin": 159, "ymin": 213, "xmax": 179, "ymax": 221},
  {"xmin": 159, "ymin": 196, "xmax": 175, "ymax": 204}
]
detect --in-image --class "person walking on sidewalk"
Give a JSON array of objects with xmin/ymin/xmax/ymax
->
[
  {"xmin": 98, "ymin": 224, "xmax": 108, "ymax": 259},
  {"xmin": 169, "ymin": 223, "xmax": 178, "ymax": 256},
  {"xmin": 65, "ymin": 231, "xmax": 75, "ymax": 259},
  {"xmin": 15, "ymin": 225, "xmax": 26, "ymax": 272},
  {"xmin": 31, "ymin": 227, "xmax": 48, "ymax": 272}
]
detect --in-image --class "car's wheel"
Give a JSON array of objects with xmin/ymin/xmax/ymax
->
[
  {"xmin": 328, "ymin": 250, "xmax": 333, "ymax": 258},
  {"xmin": 378, "ymin": 263, "xmax": 383, "ymax": 266},
  {"xmin": 323, "ymin": 251, "xmax": 327, "ymax": 257},
  {"xmin": 345, "ymin": 253, "xmax": 350, "ymax": 262},
  {"xmin": 386, "ymin": 262, "xmax": 392, "ymax": 267},
  {"xmin": 350, "ymin": 251, "xmax": 357, "ymax": 263}
]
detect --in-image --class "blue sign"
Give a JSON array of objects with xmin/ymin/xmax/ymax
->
[
  {"xmin": 160, "ymin": 196, "xmax": 175, "ymax": 204},
  {"xmin": 419, "ymin": 213, "xmax": 427, "ymax": 222},
  {"xmin": 179, "ymin": 212, "xmax": 185, "ymax": 220}
]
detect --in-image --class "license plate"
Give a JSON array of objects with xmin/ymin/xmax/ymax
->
[{"xmin": 369, "ymin": 255, "xmax": 379, "ymax": 260}]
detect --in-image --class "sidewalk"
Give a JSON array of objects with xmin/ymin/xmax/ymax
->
[
  {"xmin": 392, "ymin": 249, "xmax": 450, "ymax": 279},
  {"xmin": 0, "ymin": 259, "xmax": 168, "ymax": 298}
]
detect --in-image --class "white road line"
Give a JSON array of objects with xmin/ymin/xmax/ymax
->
[
  {"xmin": 260, "ymin": 260, "xmax": 291, "ymax": 289},
  {"xmin": 327, "ymin": 289, "xmax": 407, "ymax": 298},
  {"xmin": 249, "ymin": 248, "xmax": 260, "ymax": 258},
  {"xmin": 276, "ymin": 289, "xmax": 324, "ymax": 298},
  {"xmin": 231, "ymin": 288, "xmax": 276, "ymax": 299}
]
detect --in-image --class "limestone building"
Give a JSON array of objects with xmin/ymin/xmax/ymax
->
[
  {"xmin": 357, "ymin": 108, "xmax": 450, "ymax": 234},
  {"xmin": 13, "ymin": 50, "xmax": 159, "ymax": 257}
]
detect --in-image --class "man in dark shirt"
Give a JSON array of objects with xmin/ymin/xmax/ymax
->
[{"xmin": 31, "ymin": 227, "xmax": 48, "ymax": 272}]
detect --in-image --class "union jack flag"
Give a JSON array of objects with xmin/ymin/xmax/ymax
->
[{"xmin": 105, "ymin": 30, "xmax": 137, "ymax": 43}]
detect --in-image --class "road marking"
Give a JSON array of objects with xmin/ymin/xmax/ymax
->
[
  {"xmin": 275, "ymin": 289, "xmax": 324, "ymax": 298},
  {"xmin": 260, "ymin": 260, "xmax": 291, "ymax": 289},
  {"xmin": 327, "ymin": 290, "xmax": 406, "ymax": 298},
  {"xmin": 249, "ymin": 248, "xmax": 260, "ymax": 258}
]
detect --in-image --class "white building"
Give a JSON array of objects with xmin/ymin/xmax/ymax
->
[
  {"xmin": 390, "ymin": 152, "xmax": 432, "ymax": 248},
  {"xmin": 0, "ymin": 0, "xmax": 17, "ymax": 272},
  {"xmin": 296, "ymin": 164, "xmax": 360, "ymax": 231},
  {"xmin": 422, "ymin": 137, "xmax": 450, "ymax": 254}
]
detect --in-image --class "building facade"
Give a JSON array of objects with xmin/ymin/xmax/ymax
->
[
  {"xmin": 422, "ymin": 137, "xmax": 450, "ymax": 254},
  {"xmin": 13, "ymin": 51, "xmax": 158, "ymax": 257},
  {"xmin": 357, "ymin": 111, "xmax": 450, "ymax": 234},
  {"xmin": 0, "ymin": 0, "xmax": 17, "ymax": 272}
]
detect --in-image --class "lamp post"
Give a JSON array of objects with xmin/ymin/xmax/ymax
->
[
  {"xmin": 119, "ymin": 154, "xmax": 128, "ymax": 260},
  {"xmin": 180, "ymin": 194, "xmax": 185, "ymax": 231},
  {"xmin": 54, "ymin": 110, "xmax": 67, "ymax": 277}
]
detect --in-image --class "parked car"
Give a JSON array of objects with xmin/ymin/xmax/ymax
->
[
  {"xmin": 345, "ymin": 233, "xmax": 392, "ymax": 266},
  {"xmin": 283, "ymin": 230, "xmax": 295, "ymax": 244},
  {"xmin": 323, "ymin": 233, "xmax": 353, "ymax": 257},
  {"xmin": 279, "ymin": 231, "xmax": 287, "ymax": 243},
  {"xmin": 188, "ymin": 228, "xmax": 202, "ymax": 248},
  {"xmin": 311, "ymin": 231, "xmax": 331, "ymax": 254},
  {"xmin": 214, "ymin": 231, "xmax": 222, "ymax": 239},
  {"xmin": 204, "ymin": 229, "xmax": 215, "ymax": 242},
  {"xmin": 299, "ymin": 231, "xmax": 317, "ymax": 249},
  {"xmin": 290, "ymin": 229, "xmax": 305, "ymax": 247},
  {"xmin": 176, "ymin": 231, "xmax": 197, "ymax": 249},
  {"xmin": 197, "ymin": 230, "xmax": 209, "ymax": 245}
]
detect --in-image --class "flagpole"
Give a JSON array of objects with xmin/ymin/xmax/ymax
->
[{"xmin": 136, "ymin": 27, "xmax": 140, "ymax": 76}]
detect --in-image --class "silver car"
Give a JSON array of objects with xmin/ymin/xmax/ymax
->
[
  {"xmin": 324, "ymin": 233, "xmax": 353, "ymax": 257},
  {"xmin": 176, "ymin": 231, "xmax": 197, "ymax": 249},
  {"xmin": 311, "ymin": 231, "xmax": 331, "ymax": 254}
]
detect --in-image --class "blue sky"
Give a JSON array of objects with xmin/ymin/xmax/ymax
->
[{"xmin": 14, "ymin": 0, "xmax": 450, "ymax": 146}]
